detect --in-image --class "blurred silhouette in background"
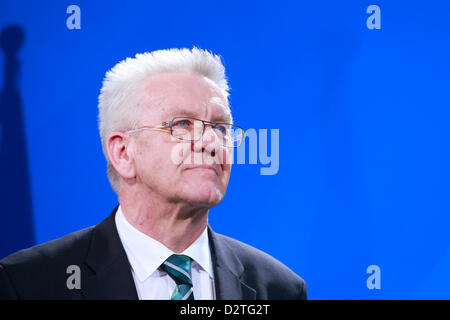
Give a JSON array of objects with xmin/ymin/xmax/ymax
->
[{"xmin": 0, "ymin": 25, "xmax": 35, "ymax": 258}]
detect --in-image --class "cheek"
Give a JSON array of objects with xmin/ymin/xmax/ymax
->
[
  {"xmin": 169, "ymin": 142, "xmax": 192, "ymax": 165},
  {"xmin": 217, "ymin": 149, "xmax": 232, "ymax": 186},
  {"xmin": 135, "ymin": 139, "xmax": 177, "ymax": 177},
  {"xmin": 221, "ymin": 163, "xmax": 231, "ymax": 185},
  {"xmin": 221, "ymin": 148, "xmax": 232, "ymax": 171}
]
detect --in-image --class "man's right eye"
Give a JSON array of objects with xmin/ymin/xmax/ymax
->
[{"xmin": 173, "ymin": 119, "xmax": 191, "ymax": 127}]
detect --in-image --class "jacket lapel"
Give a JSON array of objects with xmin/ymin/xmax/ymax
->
[
  {"xmin": 82, "ymin": 206, "xmax": 138, "ymax": 300},
  {"xmin": 80, "ymin": 206, "xmax": 255, "ymax": 300},
  {"xmin": 208, "ymin": 226, "xmax": 256, "ymax": 300}
]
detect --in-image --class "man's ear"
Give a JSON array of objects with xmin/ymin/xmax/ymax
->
[{"xmin": 106, "ymin": 132, "xmax": 136, "ymax": 180}]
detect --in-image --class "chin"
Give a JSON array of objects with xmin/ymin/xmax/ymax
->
[{"xmin": 183, "ymin": 183, "xmax": 225, "ymax": 207}]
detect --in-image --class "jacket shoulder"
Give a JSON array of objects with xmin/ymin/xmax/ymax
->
[
  {"xmin": 0, "ymin": 226, "xmax": 94, "ymax": 267},
  {"xmin": 213, "ymin": 232, "xmax": 307, "ymax": 299},
  {"xmin": 0, "ymin": 226, "xmax": 94, "ymax": 299}
]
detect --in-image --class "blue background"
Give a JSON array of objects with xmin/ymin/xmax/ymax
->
[{"xmin": 1, "ymin": 0, "xmax": 449, "ymax": 299}]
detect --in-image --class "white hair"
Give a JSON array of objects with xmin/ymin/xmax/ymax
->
[{"xmin": 97, "ymin": 47, "xmax": 230, "ymax": 194}]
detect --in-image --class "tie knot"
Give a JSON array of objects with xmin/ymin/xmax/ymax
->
[{"xmin": 161, "ymin": 254, "xmax": 193, "ymax": 285}]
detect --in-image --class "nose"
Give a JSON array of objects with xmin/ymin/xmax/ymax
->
[{"xmin": 192, "ymin": 124, "xmax": 220, "ymax": 156}]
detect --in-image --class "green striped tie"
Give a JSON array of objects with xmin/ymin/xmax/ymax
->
[{"xmin": 161, "ymin": 254, "xmax": 195, "ymax": 300}]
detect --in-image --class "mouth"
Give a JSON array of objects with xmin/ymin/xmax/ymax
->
[{"xmin": 184, "ymin": 165, "xmax": 220, "ymax": 176}]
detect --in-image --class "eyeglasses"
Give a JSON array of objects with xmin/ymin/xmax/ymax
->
[{"xmin": 126, "ymin": 116, "xmax": 245, "ymax": 148}]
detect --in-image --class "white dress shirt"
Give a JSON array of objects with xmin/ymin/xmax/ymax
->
[{"xmin": 115, "ymin": 206, "xmax": 215, "ymax": 300}]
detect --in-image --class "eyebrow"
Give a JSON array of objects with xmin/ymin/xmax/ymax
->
[
  {"xmin": 166, "ymin": 109, "xmax": 197, "ymax": 119},
  {"xmin": 165, "ymin": 108, "xmax": 232, "ymax": 123}
]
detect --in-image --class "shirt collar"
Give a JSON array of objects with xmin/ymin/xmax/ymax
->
[{"xmin": 115, "ymin": 205, "xmax": 213, "ymax": 282}]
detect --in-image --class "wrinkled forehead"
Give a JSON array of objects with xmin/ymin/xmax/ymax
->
[
  {"xmin": 162, "ymin": 101, "xmax": 232, "ymax": 122},
  {"xmin": 140, "ymin": 72, "xmax": 232, "ymax": 123}
]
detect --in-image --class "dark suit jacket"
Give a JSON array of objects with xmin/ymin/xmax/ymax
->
[{"xmin": 0, "ymin": 207, "xmax": 307, "ymax": 300}]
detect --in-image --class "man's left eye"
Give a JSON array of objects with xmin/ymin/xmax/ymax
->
[{"xmin": 214, "ymin": 125, "xmax": 227, "ymax": 134}]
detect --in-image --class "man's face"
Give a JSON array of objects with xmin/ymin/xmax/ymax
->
[{"xmin": 130, "ymin": 72, "xmax": 233, "ymax": 208}]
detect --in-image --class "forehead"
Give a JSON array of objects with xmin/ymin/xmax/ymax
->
[{"xmin": 141, "ymin": 72, "xmax": 231, "ymax": 122}]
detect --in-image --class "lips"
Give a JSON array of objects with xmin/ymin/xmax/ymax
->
[{"xmin": 184, "ymin": 164, "xmax": 220, "ymax": 176}]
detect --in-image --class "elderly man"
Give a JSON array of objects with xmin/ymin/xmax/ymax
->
[{"xmin": 0, "ymin": 48, "xmax": 306, "ymax": 300}]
